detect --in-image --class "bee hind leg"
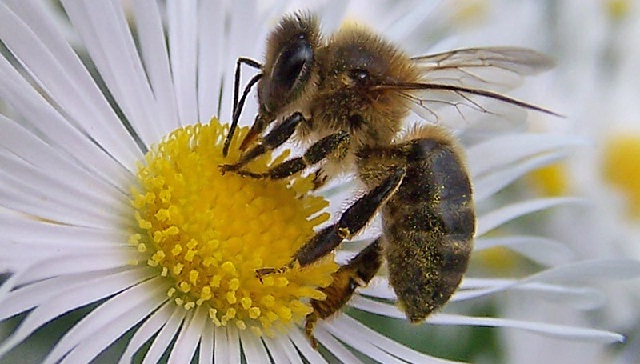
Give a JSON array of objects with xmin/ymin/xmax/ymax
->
[{"xmin": 305, "ymin": 238, "xmax": 384, "ymax": 349}]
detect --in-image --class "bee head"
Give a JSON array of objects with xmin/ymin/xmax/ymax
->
[{"xmin": 258, "ymin": 13, "xmax": 321, "ymax": 119}]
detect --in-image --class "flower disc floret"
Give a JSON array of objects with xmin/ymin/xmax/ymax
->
[{"xmin": 130, "ymin": 119, "xmax": 337, "ymax": 335}]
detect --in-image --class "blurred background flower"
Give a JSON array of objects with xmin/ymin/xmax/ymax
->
[{"xmin": 434, "ymin": 0, "xmax": 640, "ymax": 363}]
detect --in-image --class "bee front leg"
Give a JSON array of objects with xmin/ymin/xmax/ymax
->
[
  {"xmin": 219, "ymin": 111, "xmax": 304, "ymax": 173},
  {"xmin": 256, "ymin": 167, "xmax": 405, "ymax": 276},
  {"xmin": 234, "ymin": 131, "xmax": 349, "ymax": 180},
  {"xmin": 222, "ymin": 57, "xmax": 263, "ymax": 157}
]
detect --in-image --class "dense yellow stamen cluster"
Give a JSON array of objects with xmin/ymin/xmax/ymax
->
[
  {"xmin": 602, "ymin": 133, "xmax": 640, "ymax": 219},
  {"xmin": 130, "ymin": 118, "xmax": 337, "ymax": 336}
]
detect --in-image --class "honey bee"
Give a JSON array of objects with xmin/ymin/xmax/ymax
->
[{"xmin": 220, "ymin": 13, "xmax": 556, "ymax": 347}]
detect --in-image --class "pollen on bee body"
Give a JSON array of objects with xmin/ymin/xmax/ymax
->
[{"xmin": 129, "ymin": 118, "xmax": 338, "ymax": 335}]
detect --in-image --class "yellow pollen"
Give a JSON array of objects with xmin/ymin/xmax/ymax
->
[
  {"xmin": 602, "ymin": 133, "xmax": 640, "ymax": 219},
  {"xmin": 130, "ymin": 118, "xmax": 337, "ymax": 335}
]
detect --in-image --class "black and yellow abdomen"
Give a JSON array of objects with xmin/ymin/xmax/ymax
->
[{"xmin": 357, "ymin": 126, "xmax": 475, "ymax": 322}]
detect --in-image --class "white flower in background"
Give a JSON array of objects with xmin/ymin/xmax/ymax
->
[
  {"xmin": 440, "ymin": 0, "xmax": 640, "ymax": 363},
  {"xmin": 0, "ymin": 0, "xmax": 638, "ymax": 363}
]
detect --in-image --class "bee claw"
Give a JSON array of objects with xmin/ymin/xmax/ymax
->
[
  {"xmin": 255, "ymin": 267, "xmax": 277, "ymax": 279},
  {"xmin": 219, "ymin": 164, "xmax": 239, "ymax": 175},
  {"xmin": 255, "ymin": 264, "xmax": 293, "ymax": 281},
  {"xmin": 354, "ymin": 277, "xmax": 367, "ymax": 287}
]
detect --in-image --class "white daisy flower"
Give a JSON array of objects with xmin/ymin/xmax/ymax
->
[{"xmin": 0, "ymin": 1, "xmax": 637, "ymax": 363}]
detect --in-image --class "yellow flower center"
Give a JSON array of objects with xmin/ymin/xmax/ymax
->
[
  {"xmin": 529, "ymin": 163, "xmax": 570, "ymax": 197},
  {"xmin": 129, "ymin": 118, "xmax": 337, "ymax": 336},
  {"xmin": 602, "ymin": 133, "xmax": 640, "ymax": 219},
  {"xmin": 606, "ymin": 0, "xmax": 632, "ymax": 22},
  {"xmin": 451, "ymin": 0, "xmax": 488, "ymax": 27},
  {"xmin": 473, "ymin": 245, "xmax": 520, "ymax": 276}
]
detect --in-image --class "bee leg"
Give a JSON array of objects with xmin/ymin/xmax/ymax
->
[
  {"xmin": 312, "ymin": 168, "xmax": 328, "ymax": 190},
  {"xmin": 222, "ymin": 57, "xmax": 262, "ymax": 157},
  {"xmin": 256, "ymin": 167, "xmax": 405, "ymax": 277},
  {"xmin": 220, "ymin": 111, "xmax": 305, "ymax": 173},
  {"xmin": 305, "ymin": 238, "xmax": 383, "ymax": 348},
  {"xmin": 304, "ymin": 312, "xmax": 320, "ymax": 349},
  {"xmin": 233, "ymin": 131, "xmax": 349, "ymax": 180}
]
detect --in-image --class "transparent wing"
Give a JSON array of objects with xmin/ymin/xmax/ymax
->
[
  {"xmin": 392, "ymin": 47, "xmax": 557, "ymax": 130},
  {"xmin": 411, "ymin": 47, "xmax": 554, "ymax": 91}
]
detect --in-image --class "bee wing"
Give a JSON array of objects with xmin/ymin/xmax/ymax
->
[
  {"xmin": 383, "ymin": 47, "xmax": 557, "ymax": 130},
  {"xmin": 411, "ymin": 47, "xmax": 554, "ymax": 91}
]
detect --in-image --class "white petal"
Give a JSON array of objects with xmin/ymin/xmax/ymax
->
[
  {"xmin": 0, "ymin": 151, "xmax": 127, "ymax": 228},
  {"xmin": 477, "ymin": 197, "xmax": 583, "ymax": 236},
  {"xmin": 314, "ymin": 326, "xmax": 362, "ymax": 364},
  {"xmin": 428, "ymin": 314, "xmax": 624, "ymax": 343},
  {"xmin": 0, "ymin": 0, "xmax": 142, "ymax": 169},
  {"xmin": 323, "ymin": 319, "xmax": 405, "ymax": 364},
  {"xmin": 383, "ymin": 0, "xmax": 441, "ymax": 48},
  {"xmin": 0, "ymin": 215, "xmax": 128, "ymax": 249},
  {"xmin": 317, "ymin": 0, "xmax": 348, "ymax": 35},
  {"xmin": 263, "ymin": 335, "xmax": 299, "ymax": 364},
  {"xmin": 196, "ymin": 0, "xmax": 225, "ymax": 123},
  {"xmin": 133, "ymin": 0, "xmax": 181, "ymax": 134},
  {"xmin": 326, "ymin": 315, "xmax": 458, "ymax": 364},
  {"xmin": 14, "ymin": 248, "xmax": 136, "ymax": 286},
  {"xmin": 0, "ymin": 268, "xmax": 156, "ymax": 357},
  {"xmin": 58, "ymin": 284, "xmax": 168, "ymax": 364},
  {"xmin": 0, "ymin": 55, "xmax": 130, "ymax": 185},
  {"xmin": 0, "ymin": 241, "xmax": 130, "ymax": 271},
  {"xmin": 119, "ymin": 302, "xmax": 175, "ymax": 364},
  {"xmin": 455, "ymin": 281, "xmax": 606, "ymax": 310},
  {"xmin": 0, "ymin": 114, "xmax": 126, "ymax": 200},
  {"xmin": 0, "ymin": 269, "xmax": 134, "ymax": 320},
  {"xmin": 0, "ymin": 270, "xmax": 25, "ymax": 310},
  {"xmin": 474, "ymin": 151, "xmax": 567, "ymax": 201},
  {"xmin": 61, "ymin": 0, "xmax": 163, "ymax": 146},
  {"xmin": 227, "ymin": 327, "xmax": 242, "ymax": 364},
  {"xmin": 288, "ymin": 328, "xmax": 326, "ymax": 364},
  {"xmin": 474, "ymin": 235, "xmax": 575, "ymax": 266},
  {"xmin": 357, "ymin": 276, "xmax": 396, "ymax": 300},
  {"xmin": 213, "ymin": 326, "xmax": 229, "ymax": 364},
  {"xmin": 239, "ymin": 330, "xmax": 270, "ymax": 364},
  {"xmin": 347, "ymin": 297, "xmax": 624, "ymax": 343},
  {"xmin": 45, "ymin": 277, "xmax": 168, "ymax": 363},
  {"xmin": 167, "ymin": 305, "xmax": 208, "ymax": 364},
  {"xmin": 142, "ymin": 307, "xmax": 187, "ymax": 364},
  {"xmin": 468, "ymin": 134, "xmax": 583, "ymax": 178},
  {"xmin": 0, "ymin": 184, "xmax": 115, "ymax": 230},
  {"xmin": 523, "ymin": 259, "xmax": 640, "ymax": 284},
  {"xmin": 0, "ymin": 241, "xmax": 54, "ymax": 272},
  {"xmin": 218, "ymin": 0, "xmax": 262, "ymax": 126},
  {"xmin": 197, "ymin": 320, "xmax": 215, "ymax": 364},
  {"xmin": 167, "ymin": 0, "xmax": 198, "ymax": 126}
]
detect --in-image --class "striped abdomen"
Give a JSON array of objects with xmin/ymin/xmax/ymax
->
[{"xmin": 358, "ymin": 130, "xmax": 475, "ymax": 322}]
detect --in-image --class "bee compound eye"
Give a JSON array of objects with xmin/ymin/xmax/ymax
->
[{"xmin": 272, "ymin": 37, "xmax": 314, "ymax": 93}]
